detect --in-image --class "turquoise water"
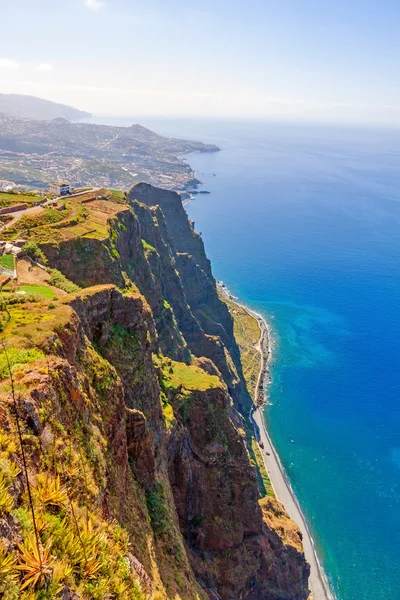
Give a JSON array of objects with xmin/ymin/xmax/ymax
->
[
  {"xmin": 181, "ymin": 120, "xmax": 400, "ymax": 600},
  {"xmin": 101, "ymin": 117, "xmax": 400, "ymax": 599}
]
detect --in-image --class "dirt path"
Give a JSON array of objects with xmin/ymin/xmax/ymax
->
[{"xmin": 16, "ymin": 257, "xmax": 50, "ymax": 285}]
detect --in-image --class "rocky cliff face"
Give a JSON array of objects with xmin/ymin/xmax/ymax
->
[{"xmin": 0, "ymin": 183, "xmax": 310, "ymax": 599}]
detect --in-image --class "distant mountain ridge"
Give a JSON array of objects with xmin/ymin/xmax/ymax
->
[{"xmin": 0, "ymin": 93, "xmax": 91, "ymax": 121}]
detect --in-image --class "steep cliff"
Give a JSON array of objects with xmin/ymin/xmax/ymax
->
[{"xmin": 0, "ymin": 184, "xmax": 310, "ymax": 599}]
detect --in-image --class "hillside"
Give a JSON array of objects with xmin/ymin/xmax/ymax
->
[
  {"xmin": 0, "ymin": 183, "xmax": 310, "ymax": 599},
  {"xmin": 0, "ymin": 114, "xmax": 219, "ymax": 190},
  {"xmin": 0, "ymin": 93, "xmax": 91, "ymax": 121}
]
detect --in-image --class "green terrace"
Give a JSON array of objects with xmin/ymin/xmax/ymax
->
[
  {"xmin": 0, "ymin": 199, "xmax": 127, "ymax": 243},
  {"xmin": 0, "ymin": 253, "xmax": 15, "ymax": 271},
  {"xmin": 0, "ymin": 191, "xmax": 43, "ymax": 209},
  {"xmin": 1, "ymin": 283, "xmax": 56, "ymax": 300}
]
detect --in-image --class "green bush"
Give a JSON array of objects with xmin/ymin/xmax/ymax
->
[
  {"xmin": 48, "ymin": 269, "xmax": 80, "ymax": 293},
  {"xmin": 14, "ymin": 208, "xmax": 68, "ymax": 231},
  {"xmin": 142, "ymin": 239, "xmax": 156, "ymax": 255},
  {"xmin": 0, "ymin": 347, "xmax": 44, "ymax": 380},
  {"xmin": 2, "ymin": 294, "xmax": 41, "ymax": 305},
  {"xmin": 145, "ymin": 482, "xmax": 169, "ymax": 535},
  {"xmin": 22, "ymin": 241, "xmax": 48, "ymax": 265}
]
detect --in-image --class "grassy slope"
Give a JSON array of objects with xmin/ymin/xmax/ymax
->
[
  {"xmin": 17, "ymin": 284, "xmax": 56, "ymax": 299},
  {"xmin": 1, "ymin": 197, "xmax": 125, "ymax": 243},
  {"xmin": 161, "ymin": 359, "xmax": 221, "ymax": 392},
  {"xmin": 106, "ymin": 189, "xmax": 127, "ymax": 203},
  {"xmin": 222, "ymin": 296, "xmax": 261, "ymax": 396}
]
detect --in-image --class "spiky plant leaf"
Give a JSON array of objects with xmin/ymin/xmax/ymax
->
[
  {"xmin": 0, "ymin": 544, "xmax": 17, "ymax": 584},
  {"xmin": 0, "ymin": 473, "xmax": 14, "ymax": 516},
  {"xmin": 33, "ymin": 474, "xmax": 68, "ymax": 511},
  {"xmin": 16, "ymin": 533, "xmax": 54, "ymax": 590}
]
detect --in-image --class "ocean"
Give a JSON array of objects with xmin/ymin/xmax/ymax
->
[{"xmin": 98, "ymin": 116, "xmax": 400, "ymax": 600}]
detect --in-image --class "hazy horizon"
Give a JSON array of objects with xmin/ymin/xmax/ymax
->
[
  {"xmin": 89, "ymin": 113, "xmax": 400, "ymax": 130},
  {"xmin": 2, "ymin": 0, "xmax": 400, "ymax": 126}
]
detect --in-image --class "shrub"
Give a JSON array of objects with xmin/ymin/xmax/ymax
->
[
  {"xmin": 0, "ymin": 474, "xmax": 13, "ymax": 516},
  {"xmin": 142, "ymin": 239, "xmax": 156, "ymax": 255},
  {"xmin": 12, "ymin": 208, "xmax": 68, "ymax": 232},
  {"xmin": 2, "ymin": 294, "xmax": 41, "ymax": 305},
  {"xmin": 48, "ymin": 269, "xmax": 80, "ymax": 294},
  {"xmin": 0, "ymin": 347, "xmax": 44, "ymax": 380},
  {"xmin": 21, "ymin": 242, "xmax": 47, "ymax": 266},
  {"xmin": 145, "ymin": 482, "xmax": 169, "ymax": 535}
]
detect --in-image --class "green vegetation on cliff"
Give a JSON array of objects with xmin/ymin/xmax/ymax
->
[
  {"xmin": 221, "ymin": 295, "xmax": 261, "ymax": 398},
  {"xmin": 21, "ymin": 241, "xmax": 48, "ymax": 265},
  {"xmin": 0, "ymin": 291, "xmax": 206, "ymax": 599},
  {"xmin": 0, "ymin": 309, "xmax": 146, "ymax": 599},
  {"xmin": 221, "ymin": 294, "xmax": 274, "ymax": 498},
  {"xmin": 48, "ymin": 269, "xmax": 80, "ymax": 293},
  {"xmin": 159, "ymin": 357, "xmax": 221, "ymax": 393},
  {"xmin": 0, "ymin": 183, "xmax": 309, "ymax": 600}
]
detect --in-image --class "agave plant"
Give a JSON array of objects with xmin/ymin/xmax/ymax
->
[
  {"xmin": 16, "ymin": 533, "xmax": 54, "ymax": 590},
  {"xmin": 0, "ymin": 544, "xmax": 17, "ymax": 584},
  {"xmin": 0, "ymin": 473, "xmax": 14, "ymax": 516},
  {"xmin": 64, "ymin": 516, "xmax": 106, "ymax": 580},
  {"xmin": 0, "ymin": 430, "xmax": 17, "ymax": 457},
  {"xmin": 33, "ymin": 474, "xmax": 68, "ymax": 511},
  {"xmin": 82, "ymin": 554, "xmax": 103, "ymax": 579},
  {"xmin": 62, "ymin": 528, "xmax": 86, "ymax": 568},
  {"xmin": 0, "ymin": 458, "xmax": 20, "ymax": 483}
]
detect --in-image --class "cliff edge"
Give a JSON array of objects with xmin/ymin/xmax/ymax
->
[{"xmin": 0, "ymin": 183, "xmax": 310, "ymax": 599}]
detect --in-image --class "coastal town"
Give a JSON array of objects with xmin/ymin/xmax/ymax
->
[
  {"xmin": 0, "ymin": 148, "xmax": 199, "ymax": 194},
  {"xmin": 0, "ymin": 112, "xmax": 219, "ymax": 193}
]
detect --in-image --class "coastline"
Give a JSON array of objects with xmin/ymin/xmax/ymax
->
[{"xmin": 218, "ymin": 284, "xmax": 334, "ymax": 600}]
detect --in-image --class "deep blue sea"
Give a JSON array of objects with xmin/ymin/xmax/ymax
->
[{"xmin": 98, "ymin": 116, "xmax": 400, "ymax": 600}]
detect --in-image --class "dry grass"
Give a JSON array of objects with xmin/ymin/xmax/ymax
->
[{"xmin": 260, "ymin": 496, "xmax": 304, "ymax": 552}]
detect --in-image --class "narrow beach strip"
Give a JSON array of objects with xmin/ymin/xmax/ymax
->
[{"xmin": 219, "ymin": 284, "xmax": 334, "ymax": 600}]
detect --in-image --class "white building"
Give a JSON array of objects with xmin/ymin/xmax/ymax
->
[{"xmin": 49, "ymin": 182, "xmax": 71, "ymax": 196}]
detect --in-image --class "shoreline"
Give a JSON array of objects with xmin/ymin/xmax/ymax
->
[{"xmin": 218, "ymin": 284, "xmax": 334, "ymax": 600}]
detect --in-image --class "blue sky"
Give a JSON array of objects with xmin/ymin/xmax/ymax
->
[{"xmin": 1, "ymin": 0, "xmax": 400, "ymax": 123}]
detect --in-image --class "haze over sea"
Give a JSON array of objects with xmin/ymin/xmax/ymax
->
[{"xmin": 98, "ymin": 116, "xmax": 400, "ymax": 600}]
